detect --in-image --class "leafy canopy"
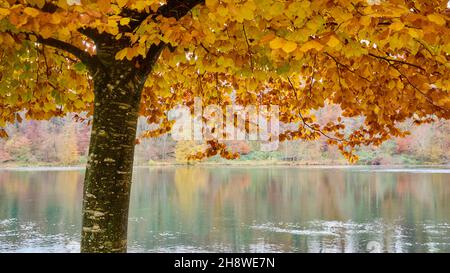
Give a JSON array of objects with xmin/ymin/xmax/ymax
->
[{"xmin": 0, "ymin": 0, "xmax": 449, "ymax": 161}]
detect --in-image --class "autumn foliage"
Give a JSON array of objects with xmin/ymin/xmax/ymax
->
[{"xmin": 0, "ymin": 0, "xmax": 449, "ymax": 162}]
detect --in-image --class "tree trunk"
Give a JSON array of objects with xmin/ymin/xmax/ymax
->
[{"xmin": 80, "ymin": 71, "xmax": 143, "ymax": 253}]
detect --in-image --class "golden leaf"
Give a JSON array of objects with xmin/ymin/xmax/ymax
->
[
  {"xmin": 299, "ymin": 40, "xmax": 324, "ymax": 52},
  {"xmin": 427, "ymin": 14, "xmax": 446, "ymax": 26},
  {"xmin": 269, "ymin": 37, "xmax": 285, "ymax": 50},
  {"xmin": 23, "ymin": 7, "xmax": 40, "ymax": 18},
  {"xmin": 327, "ymin": 35, "xmax": 340, "ymax": 47},
  {"xmin": 282, "ymin": 41, "xmax": 298, "ymax": 53}
]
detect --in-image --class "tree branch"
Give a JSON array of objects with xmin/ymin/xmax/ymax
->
[
  {"xmin": 7, "ymin": 30, "xmax": 101, "ymax": 73},
  {"xmin": 77, "ymin": 27, "xmax": 102, "ymax": 42},
  {"xmin": 373, "ymin": 55, "xmax": 449, "ymax": 113},
  {"xmin": 36, "ymin": 36, "xmax": 93, "ymax": 66},
  {"xmin": 286, "ymin": 77, "xmax": 344, "ymax": 142},
  {"xmin": 325, "ymin": 52, "xmax": 371, "ymax": 83},
  {"xmin": 155, "ymin": 0, "xmax": 205, "ymax": 20},
  {"xmin": 129, "ymin": 0, "xmax": 205, "ymax": 31},
  {"xmin": 368, "ymin": 53, "xmax": 425, "ymax": 72},
  {"xmin": 138, "ymin": 0, "xmax": 205, "ymax": 76}
]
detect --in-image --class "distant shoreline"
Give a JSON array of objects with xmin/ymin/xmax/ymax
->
[{"xmin": 0, "ymin": 162, "xmax": 449, "ymax": 172}]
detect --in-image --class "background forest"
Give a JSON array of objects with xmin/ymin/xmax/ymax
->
[{"xmin": 1, "ymin": 105, "xmax": 449, "ymax": 166}]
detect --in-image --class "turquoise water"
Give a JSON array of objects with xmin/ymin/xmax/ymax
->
[{"xmin": 0, "ymin": 166, "xmax": 449, "ymax": 253}]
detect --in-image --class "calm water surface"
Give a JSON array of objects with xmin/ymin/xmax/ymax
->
[{"xmin": 0, "ymin": 166, "xmax": 449, "ymax": 253}]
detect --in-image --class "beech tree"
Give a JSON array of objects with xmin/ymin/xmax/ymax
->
[{"xmin": 0, "ymin": 0, "xmax": 449, "ymax": 252}]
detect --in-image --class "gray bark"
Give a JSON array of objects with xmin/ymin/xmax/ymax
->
[{"xmin": 80, "ymin": 66, "xmax": 144, "ymax": 253}]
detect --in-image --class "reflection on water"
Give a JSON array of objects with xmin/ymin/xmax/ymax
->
[{"xmin": 0, "ymin": 166, "xmax": 449, "ymax": 253}]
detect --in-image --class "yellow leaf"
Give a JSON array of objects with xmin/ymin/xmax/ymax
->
[
  {"xmin": 327, "ymin": 35, "xmax": 340, "ymax": 47},
  {"xmin": 29, "ymin": 0, "xmax": 46, "ymax": 9},
  {"xmin": 57, "ymin": 0, "xmax": 68, "ymax": 9},
  {"xmin": 40, "ymin": 26, "xmax": 54, "ymax": 39},
  {"xmin": 299, "ymin": 40, "xmax": 324, "ymax": 52},
  {"xmin": 206, "ymin": 0, "xmax": 219, "ymax": 9},
  {"xmin": 0, "ymin": 8, "xmax": 10, "ymax": 18},
  {"xmin": 50, "ymin": 14, "xmax": 62, "ymax": 24},
  {"xmin": 115, "ymin": 48, "xmax": 128, "ymax": 60},
  {"xmin": 116, "ymin": 0, "xmax": 128, "ymax": 8},
  {"xmin": 389, "ymin": 21, "xmax": 404, "ymax": 31},
  {"xmin": 240, "ymin": 0, "xmax": 256, "ymax": 20},
  {"xmin": 74, "ymin": 99, "xmax": 85, "ymax": 109},
  {"xmin": 240, "ymin": 7, "xmax": 254, "ymax": 21},
  {"xmin": 120, "ymin": 18, "xmax": 130, "ymax": 25},
  {"xmin": 217, "ymin": 7, "xmax": 228, "ymax": 17},
  {"xmin": 134, "ymin": 1, "xmax": 147, "ymax": 11},
  {"xmin": 58, "ymin": 28, "xmax": 71, "ymax": 40},
  {"xmin": 260, "ymin": 33, "xmax": 276, "ymax": 44},
  {"xmin": 269, "ymin": 37, "xmax": 285, "ymax": 50},
  {"xmin": 282, "ymin": 41, "xmax": 297, "ymax": 53},
  {"xmin": 373, "ymin": 106, "xmax": 380, "ymax": 114},
  {"xmin": 408, "ymin": 28, "xmax": 423, "ymax": 39},
  {"xmin": 108, "ymin": 19, "xmax": 118, "ymax": 28},
  {"xmin": 427, "ymin": 13, "xmax": 446, "ymax": 26},
  {"xmin": 126, "ymin": 47, "xmax": 138, "ymax": 60},
  {"xmin": 387, "ymin": 80, "xmax": 396, "ymax": 89},
  {"xmin": 24, "ymin": 7, "xmax": 40, "ymax": 18},
  {"xmin": 360, "ymin": 16, "xmax": 371, "ymax": 26},
  {"xmin": 84, "ymin": 91, "xmax": 94, "ymax": 102},
  {"xmin": 98, "ymin": 0, "xmax": 111, "ymax": 12}
]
